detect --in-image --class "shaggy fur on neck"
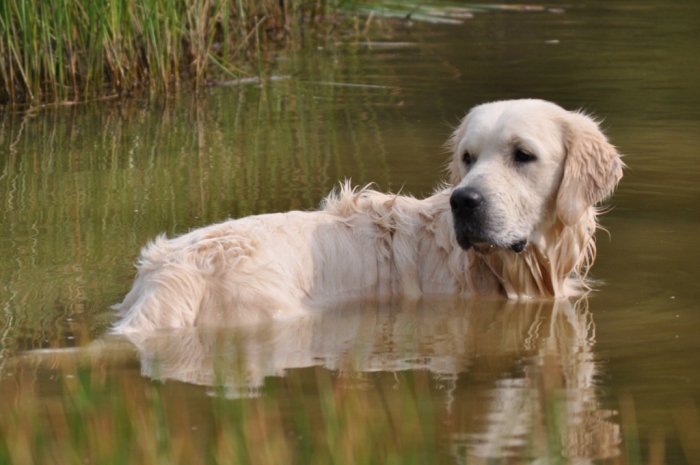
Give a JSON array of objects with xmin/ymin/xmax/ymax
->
[
  {"xmin": 111, "ymin": 182, "xmax": 603, "ymax": 334},
  {"xmin": 482, "ymin": 209, "xmax": 598, "ymax": 298},
  {"xmin": 322, "ymin": 182, "xmax": 597, "ymax": 300}
]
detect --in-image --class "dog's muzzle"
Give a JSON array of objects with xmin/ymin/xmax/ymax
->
[{"xmin": 450, "ymin": 187, "xmax": 527, "ymax": 253}]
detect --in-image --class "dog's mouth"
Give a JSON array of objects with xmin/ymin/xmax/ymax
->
[
  {"xmin": 473, "ymin": 240, "xmax": 527, "ymax": 254},
  {"xmin": 472, "ymin": 242, "xmax": 495, "ymax": 254},
  {"xmin": 458, "ymin": 237, "xmax": 528, "ymax": 254}
]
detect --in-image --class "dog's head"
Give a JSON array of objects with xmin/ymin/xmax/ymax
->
[{"xmin": 447, "ymin": 99, "xmax": 623, "ymax": 253}]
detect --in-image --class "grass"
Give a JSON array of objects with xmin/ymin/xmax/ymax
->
[
  {"xmin": 0, "ymin": 0, "xmax": 328, "ymax": 105},
  {"xmin": 0, "ymin": 0, "xmax": 560, "ymax": 106}
]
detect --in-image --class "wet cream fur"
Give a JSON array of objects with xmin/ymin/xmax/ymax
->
[{"xmin": 112, "ymin": 99, "xmax": 623, "ymax": 334}]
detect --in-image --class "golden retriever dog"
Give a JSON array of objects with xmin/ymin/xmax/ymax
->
[{"xmin": 112, "ymin": 99, "xmax": 623, "ymax": 334}]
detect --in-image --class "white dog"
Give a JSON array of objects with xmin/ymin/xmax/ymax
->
[{"xmin": 112, "ymin": 99, "xmax": 623, "ymax": 334}]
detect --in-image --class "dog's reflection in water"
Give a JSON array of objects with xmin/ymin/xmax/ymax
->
[{"xmin": 121, "ymin": 297, "xmax": 619, "ymax": 461}]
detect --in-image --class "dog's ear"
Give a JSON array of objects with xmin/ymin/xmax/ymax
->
[{"xmin": 557, "ymin": 113, "xmax": 624, "ymax": 226}]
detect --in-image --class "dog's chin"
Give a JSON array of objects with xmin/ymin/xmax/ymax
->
[
  {"xmin": 453, "ymin": 220, "xmax": 528, "ymax": 254},
  {"xmin": 454, "ymin": 235, "xmax": 474, "ymax": 252},
  {"xmin": 472, "ymin": 242, "xmax": 495, "ymax": 254},
  {"xmin": 474, "ymin": 240, "xmax": 527, "ymax": 254}
]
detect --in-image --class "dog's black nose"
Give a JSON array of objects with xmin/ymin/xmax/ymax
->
[{"xmin": 450, "ymin": 187, "xmax": 483, "ymax": 213}]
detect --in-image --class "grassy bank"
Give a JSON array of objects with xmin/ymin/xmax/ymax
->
[
  {"xmin": 0, "ymin": 0, "xmax": 331, "ymax": 105},
  {"xmin": 0, "ymin": 0, "xmax": 535, "ymax": 106}
]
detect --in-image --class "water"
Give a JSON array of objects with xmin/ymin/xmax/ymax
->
[{"xmin": 1, "ymin": 1, "xmax": 699, "ymax": 463}]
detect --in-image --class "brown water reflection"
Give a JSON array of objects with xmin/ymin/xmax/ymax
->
[
  {"xmin": 1, "ymin": 0, "xmax": 700, "ymax": 463},
  {"xmin": 10, "ymin": 297, "xmax": 619, "ymax": 463},
  {"xmin": 128, "ymin": 298, "xmax": 620, "ymax": 462}
]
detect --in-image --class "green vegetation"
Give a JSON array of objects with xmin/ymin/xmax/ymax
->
[
  {"xmin": 0, "ymin": 0, "xmax": 543, "ymax": 106},
  {"xmin": 0, "ymin": 0, "xmax": 328, "ymax": 105}
]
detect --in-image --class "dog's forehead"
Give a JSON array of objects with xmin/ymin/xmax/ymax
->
[{"xmin": 461, "ymin": 100, "xmax": 566, "ymax": 152}]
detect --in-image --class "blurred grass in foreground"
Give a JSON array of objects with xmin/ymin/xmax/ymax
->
[
  {"xmin": 2, "ymin": 348, "xmax": 696, "ymax": 464},
  {"xmin": 0, "ymin": 350, "xmax": 448, "ymax": 464},
  {"xmin": 2, "ymin": 299, "xmax": 690, "ymax": 465}
]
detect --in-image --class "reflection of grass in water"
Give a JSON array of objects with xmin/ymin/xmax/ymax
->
[{"xmin": 0, "ymin": 48, "xmax": 401, "ymax": 354}]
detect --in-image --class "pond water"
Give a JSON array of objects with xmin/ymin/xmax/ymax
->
[{"xmin": 1, "ymin": 0, "xmax": 699, "ymax": 463}]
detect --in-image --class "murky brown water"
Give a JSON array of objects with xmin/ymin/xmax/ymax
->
[{"xmin": 1, "ymin": 1, "xmax": 699, "ymax": 463}]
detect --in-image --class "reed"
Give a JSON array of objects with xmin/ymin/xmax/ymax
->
[
  {"xmin": 0, "ymin": 0, "xmax": 538, "ymax": 106},
  {"xmin": 0, "ymin": 0, "xmax": 326, "ymax": 106}
]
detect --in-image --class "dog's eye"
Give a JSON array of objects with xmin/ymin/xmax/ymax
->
[
  {"xmin": 463, "ymin": 151, "xmax": 473, "ymax": 166},
  {"xmin": 514, "ymin": 148, "xmax": 537, "ymax": 164}
]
